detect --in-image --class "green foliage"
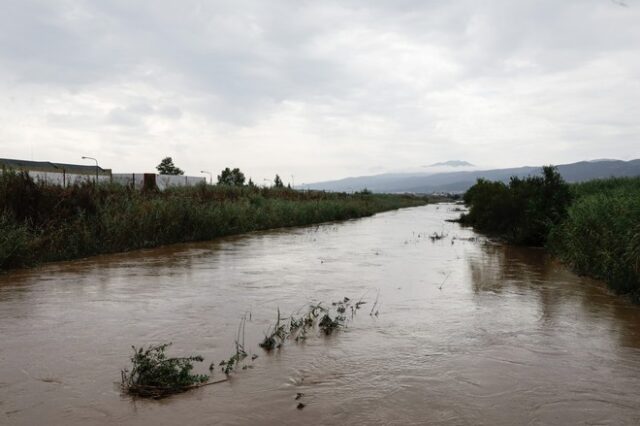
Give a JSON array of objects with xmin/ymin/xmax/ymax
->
[
  {"xmin": 121, "ymin": 343, "xmax": 208, "ymax": 398},
  {"xmin": 217, "ymin": 167, "xmax": 246, "ymax": 186},
  {"xmin": 156, "ymin": 157, "xmax": 184, "ymax": 175},
  {"xmin": 462, "ymin": 170, "xmax": 640, "ymax": 298},
  {"xmin": 318, "ymin": 313, "xmax": 344, "ymax": 335},
  {"xmin": 548, "ymin": 180, "xmax": 640, "ymax": 298},
  {"xmin": 259, "ymin": 308, "xmax": 288, "ymax": 350},
  {"xmin": 273, "ymin": 174, "xmax": 284, "ymax": 188},
  {"xmin": 461, "ymin": 166, "xmax": 572, "ymax": 245},
  {"xmin": 0, "ymin": 172, "xmax": 428, "ymax": 271},
  {"xmin": 0, "ymin": 213, "xmax": 33, "ymax": 269},
  {"xmin": 569, "ymin": 177, "xmax": 640, "ymax": 199},
  {"xmin": 219, "ymin": 350, "xmax": 247, "ymax": 375},
  {"xmin": 259, "ymin": 298, "xmax": 358, "ymax": 350}
]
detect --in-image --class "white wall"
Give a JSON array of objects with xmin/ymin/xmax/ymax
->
[
  {"xmin": 111, "ymin": 173, "xmax": 145, "ymax": 189},
  {"xmin": 1, "ymin": 169, "xmax": 206, "ymax": 190},
  {"xmin": 27, "ymin": 171, "xmax": 111, "ymax": 186},
  {"xmin": 155, "ymin": 174, "xmax": 206, "ymax": 190},
  {"xmin": 111, "ymin": 173, "xmax": 205, "ymax": 190}
]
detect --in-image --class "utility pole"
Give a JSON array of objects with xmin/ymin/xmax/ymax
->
[{"xmin": 81, "ymin": 156, "xmax": 99, "ymax": 184}]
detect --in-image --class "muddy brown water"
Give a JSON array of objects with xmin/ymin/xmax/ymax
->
[{"xmin": 2, "ymin": 204, "xmax": 640, "ymax": 425}]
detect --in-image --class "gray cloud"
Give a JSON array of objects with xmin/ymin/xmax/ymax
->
[{"xmin": 0, "ymin": 0, "xmax": 638, "ymax": 181}]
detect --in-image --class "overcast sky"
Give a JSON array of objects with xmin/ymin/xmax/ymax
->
[{"xmin": 1, "ymin": 0, "xmax": 638, "ymax": 183}]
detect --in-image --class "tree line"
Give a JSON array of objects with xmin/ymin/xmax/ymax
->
[{"xmin": 155, "ymin": 157, "xmax": 287, "ymax": 188}]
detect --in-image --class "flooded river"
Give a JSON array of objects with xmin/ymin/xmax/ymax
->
[{"xmin": 2, "ymin": 204, "xmax": 640, "ymax": 425}]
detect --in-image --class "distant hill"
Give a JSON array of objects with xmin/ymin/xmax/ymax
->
[
  {"xmin": 304, "ymin": 159, "xmax": 640, "ymax": 194},
  {"xmin": 427, "ymin": 160, "xmax": 475, "ymax": 167}
]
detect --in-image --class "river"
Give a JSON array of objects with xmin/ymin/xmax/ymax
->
[{"xmin": 2, "ymin": 204, "xmax": 640, "ymax": 425}]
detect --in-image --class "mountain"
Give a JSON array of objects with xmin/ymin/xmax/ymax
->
[
  {"xmin": 304, "ymin": 159, "xmax": 640, "ymax": 194},
  {"xmin": 427, "ymin": 160, "xmax": 475, "ymax": 167}
]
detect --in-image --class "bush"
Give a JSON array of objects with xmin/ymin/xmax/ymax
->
[
  {"xmin": 549, "ymin": 189, "xmax": 640, "ymax": 298},
  {"xmin": 461, "ymin": 170, "xmax": 640, "ymax": 298},
  {"xmin": 461, "ymin": 166, "xmax": 572, "ymax": 245},
  {"xmin": 0, "ymin": 213, "xmax": 34, "ymax": 269},
  {"xmin": 121, "ymin": 343, "xmax": 208, "ymax": 398}
]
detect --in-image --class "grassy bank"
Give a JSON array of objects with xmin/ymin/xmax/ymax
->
[
  {"xmin": 0, "ymin": 171, "xmax": 429, "ymax": 271},
  {"xmin": 460, "ymin": 168, "xmax": 640, "ymax": 299},
  {"xmin": 548, "ymin": 178, "xmax": 640, "ymax": 297}
]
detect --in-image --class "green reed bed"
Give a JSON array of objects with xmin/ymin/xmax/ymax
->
[
  {"xmin": 460, "ymin": 169, "xmax": 640, "ymax": 299},
  {"xmin": 548, "ymin": 177, "xmax": 640, "ymax": 298},
  {"xmin": 0, "ymin": 171, "xmax": 428, "ymax": 270}
]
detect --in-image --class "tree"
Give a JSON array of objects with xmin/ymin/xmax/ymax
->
[
  {"xmin": 217, "ymin": 167, "xmax": 246, "ymax": 186},
  {"xmin": 156, "ymin": 157, "xmax": 184, "ymax": 175},
  {"xmin": 273, "ymin": 174, "xmax": 284, "ymax": 188},
  {"xmin": 461, "ymin": 166, "xmax": 571, "ymax": 246}
]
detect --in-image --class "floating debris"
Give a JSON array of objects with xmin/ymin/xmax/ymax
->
[
  {"xmin": 259, "ymin": 308, "xmax": 288, "ymax": 350},
  {"xmin": 122, "ymin": 295, "xmax": 372, "ymax": 399},
  {"xmin": 429, "ymin": 232, "xmax": 447, "ymax": 241},
  {"xmin": 439, "ymin": 272, "xmax": 452, "ymax": 290},
  {"xmin": 121, "ymin": 343, "xmax": 220, "ymax": 399},
  {"xmin": 318, "ymin": 313, "xmax": 343, "ymax": 335}
]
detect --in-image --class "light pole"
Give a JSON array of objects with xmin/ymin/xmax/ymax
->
[
  {"xmin": 81, "ymin": 156, "xmax": 99, "ymax": 183},
  {"xmin": 291, "ymin": 174, "xmax": 295, "ymax": 189},
  {"xmin": 263, "ymin": 178, "xmax": 272, "ymax": 188},
  {"xmin": 200, "ymin": 170, "xmax": 212, "ymax": 184}
]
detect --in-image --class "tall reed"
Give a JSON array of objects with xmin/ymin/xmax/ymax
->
[{"xmin": 0, "ymin": 171, "xmax": 429, "ymax": 270}]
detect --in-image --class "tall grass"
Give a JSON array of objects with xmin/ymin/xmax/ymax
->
[
  {"xmin": 548, "ymin": 177, "xmax": 640, "ymax": 299},
  {"xmin": 0, "ymin": 171, "xmax": 428, "ymax": 271},
  {"xmin": 462, "ymin": 171, "xmax": 640, "ymax": 299}
]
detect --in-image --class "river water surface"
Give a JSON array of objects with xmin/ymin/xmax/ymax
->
[{"xmin": 2, "ymin": 204, "xmax": 640, "ymax": 425}]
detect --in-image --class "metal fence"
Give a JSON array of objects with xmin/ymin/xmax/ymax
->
[
  {"xmin": 111, "ymin": 173, "xmax": 205, "ymax": 190},
  {"xmin": 1, "ymin": 169, "xmax": 206, "ymax": 190},
  {"xmin": 25, "ymin": 170, "xmax": 111, "ymax": 186}
]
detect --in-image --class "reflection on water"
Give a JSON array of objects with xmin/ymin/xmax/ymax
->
[{"xmin": 2, "ymin": 205, "xmax": 640, "ymax": 425}]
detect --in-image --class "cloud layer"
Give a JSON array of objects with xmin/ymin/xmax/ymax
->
[{"xmin": 1, "ymin": 0, "xmax": 639, "ymax": 182}]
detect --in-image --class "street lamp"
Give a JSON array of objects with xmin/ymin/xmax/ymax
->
[
  {"xmin": 263, "ymin": 178, "xmax": 272, "ymax": 188},
  {"xmin": 81, "ymin": 156, "xmax": 99, "ymax": 183},
  {"xmin": 291, "ymin": 174, "xmax": 295, "ymax": 189},
  {"xmin": 200, "ymin": 170, "xmax": 212, "ymax": 184}
]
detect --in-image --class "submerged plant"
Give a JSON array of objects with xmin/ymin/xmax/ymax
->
[
  {"xmin": 318, "ymin": 313, "xmax": 343, "ymax": 335},
  {"xmin": 429, "ymin": 231, "xmax": 447, "ymax": 241},
  {"xmin": 258, "ymin": 298, "xmax": 360, "ymax": 349},
  {"xmin": 219, "ymin": 350, "xmax": 246, "ymax": 375},
  {"xmin": 121, "ymin": 343, "xmax": 209, "ymax": 399},
  {"xmin": 221, "ymin": 314, "xmax": 250, "ymax": 374},
  {"xmin": 259, "ymin": 308, "xmax": 288, "ymax": 350}
]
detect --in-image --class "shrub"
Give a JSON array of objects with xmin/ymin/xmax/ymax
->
[
  {"xmin": 549, "ymin": 189, "xmax": 640, "ymax": 297},
  {"xmin": 461, "ymin": 166, "xmax": 571, "ymax": 245},
  {"xmin": 0, "ymin": 213, "xmax": 33, "ymax": 269},
  {"xmin": 121, "ymin": 343, "xmax": 208, "ymax": 398}
]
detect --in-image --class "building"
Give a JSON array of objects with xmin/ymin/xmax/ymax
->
[
  {"xmin": 0, "ymin": 157, "xmax": 206, "ymax": 189},
  {"xmin": 0, "ymin": 158, "xmax": 112, "ymax": 186}
]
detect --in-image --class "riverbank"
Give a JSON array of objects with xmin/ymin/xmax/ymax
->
[
  {"xmin": 0, "ymin": 171, "xmax": 430, "ymax": 271},
  {"xmin": 459, "ymin": 168, "xmax": 640, "ymax": 300}
]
